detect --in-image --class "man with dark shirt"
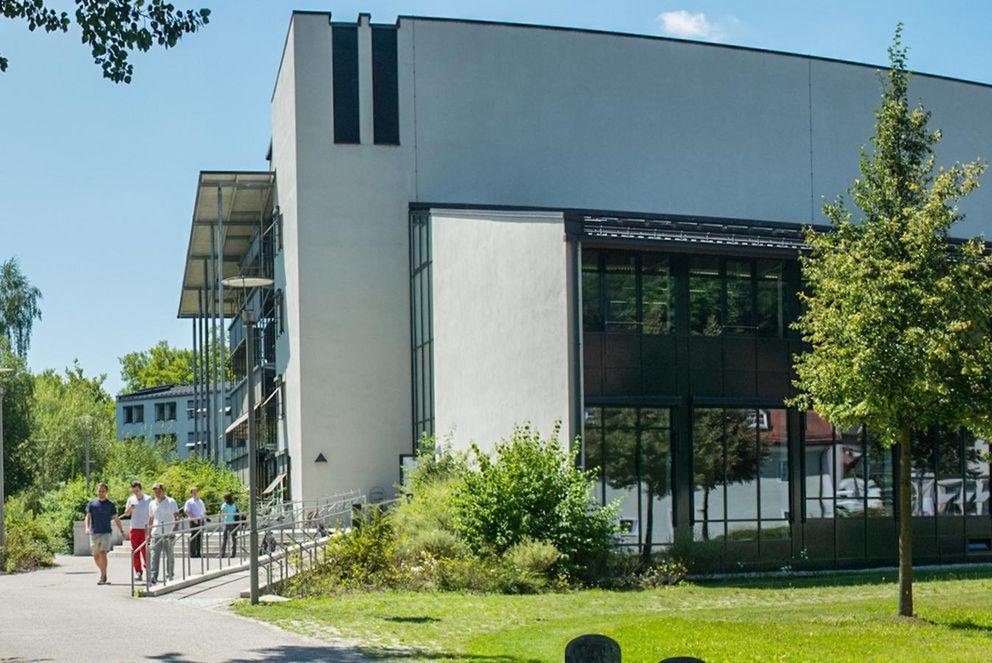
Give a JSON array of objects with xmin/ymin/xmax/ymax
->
[{"xmin": 84, "ymin": 482, "xmax": 125, "ymax": 585}]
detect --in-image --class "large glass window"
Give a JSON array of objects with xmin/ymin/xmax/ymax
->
[
  {"xmin": 689, "ymin": 256, "xmax": 787, "ymax": 337},
  {"xmin": 692, "ymin": 408, "xmax": 789, "ymax": 542},
  {"xmin": 965, "ymin": 437, "xmax": 990, "ymax": 516},
  {"xmin": 410, "ymin": 211, "xmax": 434, "ymax": 444},
  {"xmin": 689, "ymin": 256, "xmax": 722, "ymax": 336},
  {"xmin": 582, "ymin": 250, "xmax": 673, "ymax": 335},
  {"xmin": 724, "ymin": 260, "xmax": 753, "ymax": 334},
  {"xmin": 803, "ymin": 412, "xmax": 894, "ymax": 519},
  {"xmin": 584, "ymin": 406, "xmax": 673, "ymax": 551},
  {"xmin": 604, "ymin": 254, "xmax": 637, "ymax": 331}
]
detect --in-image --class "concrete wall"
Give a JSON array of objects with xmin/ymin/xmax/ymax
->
[
  {"xmin": 406, "ymin": 18, "xmax": 992, "ymax": 230},
  {"xmin": 271, "ymin": 19, "xmax": 304, "ymax": 500},
  {"xmin": 431, "ymin": 209, "xmax": 573, "ymax": 451},
  {"xmin": 280, "ymin": 13, "xmax": 416, "ymax": 500}
]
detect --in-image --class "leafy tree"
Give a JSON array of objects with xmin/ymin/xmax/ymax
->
[
  {"xmin": 0, "ymin": 258, "xmax": 41, "ymax": 358},
  {"xmin": 790, "ymin": 27, "xmax": 992, "ymax": 617},
  {"xmin": 691, "ymin": 409, "xmax": 764, "ymax": 541},
  {"xmin": 1, "ymin": 0, "xmax": 210, "ymax": 82},
  {"xmin": 30, "ymin": 363, "xmax": 116, "ymax": 490},
  {"xmin": 119, "ymin": 338, "xmax": 228, "ymax": 392},
  {"xmin": 0, "ymin": 339, "xmax": 34, "ymax": 496},
  {"xmin": 454, "ymin": 423, "xmax": 617, "ymax": 578}
]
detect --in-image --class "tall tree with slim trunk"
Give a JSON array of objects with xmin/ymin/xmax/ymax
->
[
  {"xmin": 791, "ymin": 26, "xmax": 992, "ymax": 617},
  {"xmin": 0, "ymin": 257, "xmax": 41, "ymax": 358}
]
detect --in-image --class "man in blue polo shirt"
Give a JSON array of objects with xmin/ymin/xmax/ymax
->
[{"xmin": 85, "ymin": 482, "xmax": 125, "ymax": 585}]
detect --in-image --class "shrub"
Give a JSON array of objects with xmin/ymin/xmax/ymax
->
[
  {"xmin": 284, "ymin": 507, "xmax": 398, "ymax": 596},
  {"xmin": 639, "ymin": 560, "xmax": 688, "ymax": 588},
  {"xmin": 3, "ymin": 494, "xmax": 57, "ymax": 573},
  {"xmin": 669, "ymin": 537, "xmax": 723, "ymax": 575},
  {"xmin": 453, "ymin": 423, "xmax": 617, "ymax": 579}
]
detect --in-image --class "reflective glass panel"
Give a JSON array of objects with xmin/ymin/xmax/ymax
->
[
  {"xmin": 724, "ymin": 260, "xmax": 753, "ymax": 334},
  {"xmin": 804, "ymin": 410, "xmax": 836, "ymax": 518},
  {"xmin": 693, "ymin": 408, "xmax": 726, "ymax": 527},
  {"xmin": 759, "ymin": 409, "xmax": 790, "ymax": 520},
  {"xmin": 865, "ymin": 430, "xmax": 894, "ymax": 517},
  {"xmin": 725, "ymin": 408, "xmax": 759, "ymax": 520},
  {"xmin": 936, "ymin": 429, "xmax": 964, "ymax": 516},
  {"xmin": 689, "ymin": 256, "xmax": 722, "ymax": 336},
  {"xmin": 641, "ymin": 254, "xmax": 673, "ymax": 335},
  {"xmin": 604, "ymin": 253, "xmax": 637, "ymax": 331},
  {"xmin": 911, "ymin": 431, "xmax": 936, "ymax": 516},
  {"xmin": 965, "ymin": 437, "xmax": 990, "ymax": 515},
  {"xmin": 756, "ymin": 260, "xmax": 784, "ymax": 337}
]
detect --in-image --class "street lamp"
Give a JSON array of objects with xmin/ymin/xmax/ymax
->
[
  {"xmin": 0, "ymin": 366, "xmax": 14, "ymax": 564},
  {"xmin": 221, "ymin": 274, "xmax": 275, "ymax": 606}
]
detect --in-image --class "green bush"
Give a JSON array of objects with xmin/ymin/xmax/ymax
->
[
  {"xmin": 3, "ymin": 495, "xmax": 57, "ymax": 573},
  {"xmin": 453, "ymin": 423, "xmax": 617, "ymax": 579},
  {"xmin": 639, "ymin": 560, "xmax": 688, "ymax": 588},
  {"xmin": 669, "ymin": 537, "xmax": 723, "ymax": 574}
]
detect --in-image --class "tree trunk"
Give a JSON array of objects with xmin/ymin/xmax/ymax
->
[
  {"xmin": 897, "ymin": 426, "xmax": 914, "ymax": 617},
  {"xmin": 642, "ymin": 485, "xmax": 654, "ymax": 565}
]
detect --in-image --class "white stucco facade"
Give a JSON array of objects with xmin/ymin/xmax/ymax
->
[{"xmin": 430, "ymin": 209, "xmax": 573, "ymax": 451}]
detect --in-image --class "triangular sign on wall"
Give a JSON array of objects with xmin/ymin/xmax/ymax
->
[{"xmin": 315, "ymin": 453, "xmax": 327, "ymax": 463}]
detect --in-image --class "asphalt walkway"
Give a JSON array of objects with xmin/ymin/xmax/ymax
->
[{"xmin": 0, "ymin": 555, "xmax": 367, "ymax": 662}]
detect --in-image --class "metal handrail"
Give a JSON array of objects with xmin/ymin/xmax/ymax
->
[{"xmin": 130, "ymin": 490, "xmax": 366, "ymax": 596}]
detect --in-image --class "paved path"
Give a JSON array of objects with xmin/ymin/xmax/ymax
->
[{"xmin": 0, "ymin": 555, "xmax": 367, "ymax": 662}]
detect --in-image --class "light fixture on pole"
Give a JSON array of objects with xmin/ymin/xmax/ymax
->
[
  {"xmin": 221, "ymin": 273, "xmax": 275, "ymax": 606},
  {"xmin": 0, "ymin": 366, "xmax": 14, "ymax": 565}
]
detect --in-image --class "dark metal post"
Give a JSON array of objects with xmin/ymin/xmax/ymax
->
[
  {"xmin": 0, "ymin": 383, "xmax": 6, "ymax": 560},
  {"xmin": 192, "ymin": 317, "xmax": 200, "ymax": 455},
  {"xmin": 216, "ymin": 185, "xmax": 226, "ymax": 466},
  {"xmin": 245, "ymin": 302, "xmax": 260, "ymax": 605}
]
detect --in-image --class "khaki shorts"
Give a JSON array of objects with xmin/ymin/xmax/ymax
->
[{"xmin": 90, "ymin": 533, "xmax": 112, "ymax": 554}]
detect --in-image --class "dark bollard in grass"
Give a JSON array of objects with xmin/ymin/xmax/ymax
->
[{"xmin": 565, "ymin": 634, "xmax": 621, "ymax": 662}]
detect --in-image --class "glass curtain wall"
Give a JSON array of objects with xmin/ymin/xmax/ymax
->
[
  {"xmin": 584, "ymin": 406, "xmax": 674, "ymax": 552},
  {"xmin": 410, "ymin": 211, "xmax": 434, "ymax": 445},
  {"xmin": 692, "ymin": 408, "xmax": 790, "ymax": 544},
  {"xmin": 582, "ymin": 250, "xmax": 674, "ymax": 334}
]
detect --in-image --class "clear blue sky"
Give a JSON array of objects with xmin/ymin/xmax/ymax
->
[{"xmin": 2, "ymin": 1, "xmax": 990, "ymax": 395}]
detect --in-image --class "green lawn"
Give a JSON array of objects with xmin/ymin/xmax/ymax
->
[{"xmin": 234, "ymin": 568, "xmax": 992, "ymax": 662}]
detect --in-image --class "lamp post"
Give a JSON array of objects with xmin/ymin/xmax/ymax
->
[
  {"xmin": 0, "ymin": 366, "xmax": 14, "ymax": 563},
  {"xmin": 221, "ymin": 274, "xmax": 274, "ymax": 606}
]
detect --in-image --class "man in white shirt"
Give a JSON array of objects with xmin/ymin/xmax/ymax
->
[
  {"xmin": 146, "ymin": 482, "xmax": 180, "ymax": 584},
  {"xmin": 183, "ymin": 486, "xmax": 207, "ymax": 558},
  {"xmin": 122, "ymin": 481, "xmax": 152, "ymax": 581}
]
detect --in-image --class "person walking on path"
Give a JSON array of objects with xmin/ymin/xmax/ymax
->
[
  {"xmin": 147, "ymin": 482, "xmax": 180, "ymax": 585},
  {"xmin": 122, "ymin": 481, "xmax": 152, "ymax": 581},
  {"xmin": 219, "ymin": 492, "xmax": 240, "ymax": 559},
  {"xmin": 183, "ymin": 486, "xmax": 207, "ymax": 558},
  {"xmin": 84, "ymin": 482, "xmax": 125, "ymax": 585}
]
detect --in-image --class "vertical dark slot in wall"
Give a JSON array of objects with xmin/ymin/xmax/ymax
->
[
  {"xmin": 332, "ymin": 25, "xmax": 360, "ymax": 144},
  {"xmin": 371, "ymin": 27, "xmax": 399, "ymax": 144}
]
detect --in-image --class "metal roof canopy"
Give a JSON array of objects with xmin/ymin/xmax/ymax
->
[
  {"xmin": 178, "ymin": 171, "xmax": 276, "ymax": 318},
  {"xmin": 579, "ymin": 215, "xmax": 812, "ymax": 255}
]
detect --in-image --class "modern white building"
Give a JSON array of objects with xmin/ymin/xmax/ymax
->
[{"xmin": 178, "ymin": 11, "xmax": 992, "ymax": 569}]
